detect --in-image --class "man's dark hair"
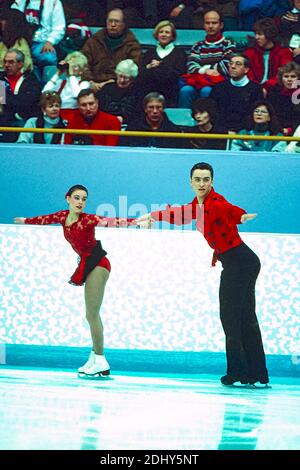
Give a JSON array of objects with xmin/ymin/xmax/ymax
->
[
  {"xmin": 190, "ymin": 162, "xmax": 214, "ymax": 179},
  {"xmin": 229, "ymin": 54, "xmax": 251, "ymax": 69},
  {"xmin": 77, "ymin": 88, "xmax": 98, "ymax": 102}
]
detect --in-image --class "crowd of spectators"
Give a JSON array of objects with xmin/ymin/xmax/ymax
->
[{"xmin": 0, "ymin": 0, "xmax": 299, "ymax": 151}]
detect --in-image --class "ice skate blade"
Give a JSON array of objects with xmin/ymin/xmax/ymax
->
[
  {"xmin": 221, "ymin": 383, "xmax": 249, "ymax": 388},
  {"xmin": 78, "ymin": 369, "xmax": 111, "ymax": 379},
  {"xmin": 221, "ymin": 383, "xmax": 271, "ymax": 389},
  {"xmin": 248, "ymin": 383, "xmax": 272, "ymax": 389}
]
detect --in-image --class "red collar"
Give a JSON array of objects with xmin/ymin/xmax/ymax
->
[
  {"xmin": 7, "ymin": 73, "xmax": 23, "ymax": 92},
  {"xmin": 205, "ymin": 33, "xmax": 223, "ymax": 43}
]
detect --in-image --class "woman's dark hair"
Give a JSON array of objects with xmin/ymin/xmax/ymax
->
[
  {"xmin": 248, "ymin": 100, "xmax": 281, "ymax": 134},
  {"xmin": 190, "ymin": 162, "xmax": 214, "ymax": 179},
  {"xmin": 65, "ymin": 185, "xmax": 88, "ymax": 198},
  {"xmin": 0, "ymin": 9, "xmax": 32, "ymax": 47},
  {"xmin": 253, "ymin": 18, "xmax": 278, "ymax": 42},
  {"xmin": 191, "ymin": 97, "xmax": 218, "ymax": 122}
]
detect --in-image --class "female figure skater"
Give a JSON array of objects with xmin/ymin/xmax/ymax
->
[
  {"xmin": 14, "ymin": 184, "xmax": 148, "ymax": 377},
  {"xmin": 137, "ymin": 162, "xmax": 269, "ymax": 387}
]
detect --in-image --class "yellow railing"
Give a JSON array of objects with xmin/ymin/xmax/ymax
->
[{"xmin": 1, "ymin": 126, "xmax": 300, "ymax": 142}]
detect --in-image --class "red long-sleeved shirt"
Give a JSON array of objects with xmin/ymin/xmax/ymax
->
[
  {"xmin": 244, "ymin": 44, "xmax": 293, "ymax": 91},
  {"xmin": 151, "ymin": 188, "xmax": 246, "ymax": 256},
  {"xmin": 25, "ymin": 210, "xmax": 136, "ymax": 256},
  {"xmin": 64, "ymin": 110, "xmax": 121, "ymax": 146}
]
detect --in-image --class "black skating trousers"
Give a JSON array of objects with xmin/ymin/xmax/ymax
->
[{"xmin": 217, "ymin": 242, "xmax": 269, "ymax": 381}]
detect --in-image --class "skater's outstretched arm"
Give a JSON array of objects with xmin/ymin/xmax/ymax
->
[
  {"xmin": 14, "ymin": 212, "xmax": 66, "ymax": 225},
  {"xmin": 14, "ymin": 218, "xmax": 26, "ymax": 224},
  {"xmin": 85, "ymin": 214, "xmax": 155, "ymax": 229},
  {"xmin": 136, "ymin": 202, "xmax": 196, "ymax": 228}
]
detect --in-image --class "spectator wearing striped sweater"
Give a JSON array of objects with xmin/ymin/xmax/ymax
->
[{"xmin": 178, "ymin": 9, "xmax": 236, "ymax": 108}]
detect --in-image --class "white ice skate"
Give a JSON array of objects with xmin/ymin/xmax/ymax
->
[
  {"xmin": 83, "ymin": 353, "xmax": 110, "ymax": 377},
  {"xmin": 78, "ymin": 350, "xmax": 95, "ymax": 375}
]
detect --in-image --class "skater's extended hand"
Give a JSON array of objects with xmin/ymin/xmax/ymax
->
[
  {"xmin": 241, "ymin": 213, "xmax": 257, "ymax": 224},
  {"xmin": 14, "ymin": 217, "xmax": 26, "ymax": 224},
  {"xmin": 136, "ymin": 213, "xmax": 155, "ymax": 229}
]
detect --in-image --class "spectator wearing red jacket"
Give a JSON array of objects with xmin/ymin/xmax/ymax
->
[
  {"xmin": 244, "ymin": 18, "xmax": 293, "ymax": 94},
  {"xmin": 64, "ymin": 88, "xmax": 121, "ymax": 146}
]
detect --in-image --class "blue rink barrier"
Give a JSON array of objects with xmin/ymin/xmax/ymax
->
[
  {"xmin": 0, "ymin": 144, "xmax": 299, "ymax": 233},
  {"xmin": 0, "ymin": 144, "xmax": 299, "ymax": 376}
]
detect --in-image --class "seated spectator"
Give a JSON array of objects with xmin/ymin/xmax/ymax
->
[
  {"xmin": 17, "ymin": 90, "xmax": 66, "ymax": 143},
  {"xmin": 268, "ymin": 61, "xmax": 300, "ymax": 135},
  {"xmin": 107, "ymin": 1, "xmax": 150, "ymax": 27},
  {"xmin": 11, "ymin": 0, "xmax": 66, "ymax": 76},
  {"xmin": 178, "ymin": 9, "xmax": 236, "ymax": 108},
  {"xmin": 210, "ymin": 54, "xmax": 264, "ymax": 132},
  {"xmin": 279, "ymin": 0, "xmax": 300, "ymax": 44},
  {"xmin": 57, "ymin": 19, "xmax": 92, "ymax": 60},
  {"xmin": 285, "ymin": 123, "xmax": 300, "ymax": 152},
  {"xmin": 167, "ymin": 1, "xmax": 240, "ymax": 31},
  {"xmin": 156, "ymin": 1, "xmax": 202, "ymax": 29},
  {"xmin": 96, "ymin": 58, "xmax": 141, "ymax": 125},
  {"xmin": 289, "ymin": 32, "xmax": 300, "ymax": 63},
  {"xmin": 64, "ymin": 88, "xmax": 121, "ymax": 146},
  {"xmin": 62, "ymin": 0, "xmax": 107, "ymax": 27},
  {"xmin": 185, "ymin": 97, "xmax": 227, "ymax": 149},
  {"xmin": 230, "ymin": 100, "xmax": 286, "ymax": 152},
  {"xmin": 0, "ymin": 8, "xmax": 33, "ymax": 73},
  {"xmin": 239, "ymin": 0, "xmax": 289, "ymax": 31},
  {"xmin": 81, "ymin": 8, "xmax": 141, "ymax": 91},
  {"xmin": 244, "ymin": 18, "xmax": 293, "ymax": 94},
  {"xmin": 139, "ymin": 20, "xmax": 186, "ymax": 107},
  {"xmin": 120, "ymin": 91, "xmax": 180, "ymax": 148},
  {"xmin": 42, "ymin": 51, "xmax": 90, "ymax": 123},
  {"xmin": 0, "ymin": 48, "xmax": 41, "ymax": 142}
]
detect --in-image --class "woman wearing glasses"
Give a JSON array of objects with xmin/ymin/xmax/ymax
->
[
  {"xmin": 230, "ymin": 100, "xmax": 286, "ymax": 152},
  {"xmin": 17, "ymin": 91, "xmax": 66, "ymax": 144}
]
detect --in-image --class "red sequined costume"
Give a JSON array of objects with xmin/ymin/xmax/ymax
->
[{"xmin": 25, "ymin": 210, "xmax": 136, "ymax": 285}]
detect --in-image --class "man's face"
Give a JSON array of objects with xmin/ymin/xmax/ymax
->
[
  {"xmin": 4, "ymin": 52, "xmax": 23, "ymax": 76},
  {"xmin": 228, "ymin": 57, "xmax": 249, "ymax": 80},
  {"xmin": 106, "ymin": 10, "xmax": 125, "ymax": 37},
  {"xmin": 190, "ymin": 169, "xmax": 213, "ymax": 200},
  {"xmin": 204, "ymin": 11, "xmax": 223, "ymax": 36},
  {"xmin": 78, "ymin": 94, "xmax": 99, "ymax": 120},
  {"xmin": 144, "ymin": 99, "xmax": 164, "ymax": 124}
]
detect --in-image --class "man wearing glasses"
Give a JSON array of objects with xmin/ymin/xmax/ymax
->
[
  {"xmin": 210, "ymin": 54, "xmax": 263, "ymax": 132},
  {"xmin": 81, "ymin": 8, "xmax": 141, "ymax": 92},
  {"xmin": 0, "ymin": 48, "xmax": 41, "ymax": 142}
]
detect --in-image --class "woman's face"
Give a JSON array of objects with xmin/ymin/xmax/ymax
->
[
  {"xmin": 43, "ymin": 101, "xmax": 61, "ymax": 119},
  {"xmin": 255, "ymin": 32, "xmax": 269, "ymax": 48},
  {"xmin": 116, "ymin": 73, "xmax": 134, "ymax": 88},
  {"xmin": 157, "ymin": 25, "xmax": 174, "ymax": 46},
  {"xmin": 194, "ymin": 110, "xmax": 211, "ymax": 127},
  {"xmin": 282, "ymin": 71, "xmax": 299, "ymax": 89},
  {"xmin": 253, "ymin": 105, "xmax": 270, "ymax": 124},
  {"xmin": 67, "ymin": 190, "xmax": 87, "ymax": 214}
]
